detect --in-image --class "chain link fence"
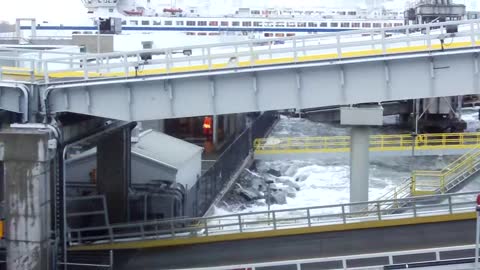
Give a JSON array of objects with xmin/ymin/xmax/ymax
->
[{"xmin": 194, "ymin": 111, "xmax": 278, "ymax": 216}]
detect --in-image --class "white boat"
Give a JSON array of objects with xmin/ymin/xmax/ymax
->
[{"xmin": 18, "ymin": 0, "xmax": 406, "ymax": 41}]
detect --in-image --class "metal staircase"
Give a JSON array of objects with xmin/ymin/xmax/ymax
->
[
  {"xmin": 411, "ymin": 145, "xmax": 480, "ymax": 196},
  {"xmin": 370, "ymin": 145, "xmax": 480, "ymax": 212}
]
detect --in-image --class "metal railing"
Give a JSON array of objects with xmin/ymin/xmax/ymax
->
[
  {"xmin": 254, "ymin": 132, "xmax": 480, "ymax": 154},
  {"xmin": 68, "ymin": 190, "xmax": 479, "ymax": 246},
  {"xmin": 2, "ymin": 19, "xmax": 480, "ymax": 83},
  {"xmin": 412, "ymin": 145, "xmax": 480, "ymax": 195},
  {"xmin": 174, "ymin": 244, "xmax": 480, "ymax": 270}
]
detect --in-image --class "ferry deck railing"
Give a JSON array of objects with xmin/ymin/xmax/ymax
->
[
  {"xmin": 2, "ymin": 19, "xmax": 480, "ymax": 83},
  {"xmin": 68, "ymin": 190, "xmax": 479, "ymax": 246}
]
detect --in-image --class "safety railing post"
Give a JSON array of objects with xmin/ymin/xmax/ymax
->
[
  {"xmin": 83, "ymin": 56, "xmax": 88, "ymax": 80},
  {"xmin": 471, "ymin": 21, "xmax": 476, "ymax": 47},
  {"xmin": 166, "ymin": 50, "xmax": 172, "ymax": 73},
  {"xmin": 376, "ymin": 202, "xmax": 382, "ymax": 220},
  {"xmin": 204, "ymin": 219, "xmax": 209, "ymax": 236},
  {"xmin": 381, "ymin": 29, "xmax": 386, "ymax": 54},
  {"xmin": 307, "ymin": 208, "xmax": 311, "ymax": 227},
  {"xmin": 123, "ymin": 54, "xmax": 128, "ymax": 77},
  {"xmin": 411, "ymin": 174, "xmax": 416, "ymax": 195},
  {"xmin": 413, "ymin": 200, "xmax": 417, "ymax": 217},
  {"xmin": 207, "ymin": 47, "xmax": 212, "ymax": 69},
  {"xmin": 405, "ymin": 27, "xmax": 411, "ymax": 47},
  {"xmin": 30, "ymin": 59, "xmax": 35, "ymax": 83},
  {"xmin": 272, "ymin": 211, "xmax": 277, "ymax": 230},
  {"xmin": 336, "ymin": 34, "xmax": 342, "ymax": 58},
  {"xmin": 448, "ymin": 196, "xmax": 453, "ymax": 214},
  {"xmin": 426, "ymin": 25, "xmax": 432, "ymax": 50},
  {"xmin": 341, "ymin": 205, "xmax": 346, "ymax": 224},
  {"xmin": 302, "ymin": 38, "xmax": 306, "ymax": 56},
  {"xmin": 43, "ymin": 61, "xmax": 49, "ymax": 84},
  {"xmin": 238, "ymin": 215, "xmax": 243, "ymax": 233},
  {"xmin": 170, "ymin": 220, "xmax": 176, "ymax": 238},
  {"xmin": 293, "ymin": 37, "xmax": 298, "ymax": 62},
  {"xmin": 370, "ymin": 30, "xmax": 375, "ymax": 50},
  {"xmin": 249, "ymin": 42, "xmax": 255, "ymax": 66}
]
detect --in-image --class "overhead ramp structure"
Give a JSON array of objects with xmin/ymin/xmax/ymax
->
[{"xmin": 1, "ymin": 20, "xmax": 480, "ymax": 120}]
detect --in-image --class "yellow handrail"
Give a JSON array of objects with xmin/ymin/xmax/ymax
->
[
  {"xmin": 411, "ymin": 145, "xmax": 480, "ymax": 195},
  {"xmin": 254, "ymin": 132, "xmax": 480, "ymax": 154}
]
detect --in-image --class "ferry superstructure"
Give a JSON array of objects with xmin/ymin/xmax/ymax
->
[{"xmin": 18, "ymin": 0, "xmax": 406, "ymax": 39}]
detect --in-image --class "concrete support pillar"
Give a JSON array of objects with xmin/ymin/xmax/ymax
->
[
  {"xmin": 97, "ymin": 127, "xmax": 131, "ymax": 224},
  {"xmin": 350, "ymin": 126, "xmax": 370, "ymax": 209},
  {"xmin": 341, "ymin": 106, "xmax": 382, "ymax": 211},
  {"xmin": 1, "ymin": 128, "xmax": 55, "ymax": 270},
  {"xmin": 212, "ymin": 115, "xmax": 218, "ymax": 145}
]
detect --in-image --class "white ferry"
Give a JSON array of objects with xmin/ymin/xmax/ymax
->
[{"xmin": 19, "ymin": 0, "xmax": 406, "ymax": 39}]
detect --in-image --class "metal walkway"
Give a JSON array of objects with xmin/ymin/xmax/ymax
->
[
  {"xmin": 67, "ymin": 191, "xmax": 479, "ymax": 269},
  {"xmin": 2, "ymin": 20, "xmax": 480, "ymax": 121},
  {"xmin": 254, "ymin": 132, "xmax": 480, "ymax": 160}
]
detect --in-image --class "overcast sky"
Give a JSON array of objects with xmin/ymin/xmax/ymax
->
[{"xmin": 0, "ymin": 0, "xmax": 476, "ymax": 24}]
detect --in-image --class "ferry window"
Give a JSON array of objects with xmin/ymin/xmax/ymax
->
[
  {"xmin": 198, "ymin": 32, "xmax": 207, "ymax": 36},
  {"xmin": 341, "ymin": 22, "xmax": 350, "ymax": 28},
  {"xmin": 384, "ymin": 23, "xmax": 392, "ymax": 27},
  {"xmin": 394, "ymin": 23, "xmax": 403, "ymax": 27},
  {"xmin": 330, "ymin": 22, "xmax": 338, "ymax": 27},
  {"xmin": 287, "ymin": 33, "xmax": 295, "ymax": 37},
  {"xmin": 176, "ymin": 21, "xmax": 184, "ymax": 26},
  {"xmin": 122, "ymin": 20, "xmax": 126, "ymax": 25},
  {"xmin": 164, "ymin": 21, "xmax": 172, "ymax": 26},
  {"xmin": 287, "ymin": 22, "xmax": 296, "ymax": 27},
  {"xmin": 275, "ymin": 33, "xmax": 285, "ymax": 37},
  {"xmin": 297, "ymin": 22, "xmax": 307, "ymax": 27},
  {"xmin": 352, "ymin": 22, "xmax": 360, "ymax": 28},
  {"xmin": 362, "ymin": 23, "xmax": 371, "ymax": 28},
  {"xmin": 153, "ymin": 21, "xmax": 161, "ymax": 25},
  {"xmin": 276, "ymin": 22, "xmax": 285, "ymax": 27},
  {"xmin": 338, "ymin": 11, "xmax": 346, "ymax": 15},
  {"xmin": 320, "ymin": 22, "xmax": 328, "ymax": 27},
  {"xmin": 198, "ymin": 21, "xmax": 207, "ymax": 26},
  {"xmin": 142, "ymin": 20, "xmax": 150, "ymax": 25},
  {"xmin": 186, "ymin": 32, "xmax": 195, "ymax": 35},
  {"xmin": 187, "ymin": 21, "xmax": 196, "ymax": 26},
  {"xmin": 264, "ymin": 33, "xmax": 273, "ymax": 37},
  {"xmin": 308, "ymin": 22, "xmax": 318, "ymax": 27},
  {"xmin": 221, "ymin": 21, "xmax": 228, "ymax": 26},
  {"xmin": 373, "ymin": 23, "xmax": 381, "ymax": 28},
  {"xmin": 232, "ymin": 21, "xmax": 240, "ymax": 27},
  {"xmin": 242, "ymin": 21, "xmax": 252, "ymax": 27},
  {"xmin": 209, "ymin": 21, "xmax": 218, "ymax": 26},
  {"xmin": 264, "ymin": 22, "xmax": 274, "ymax": 27},
  {"xmin": 348, "ymin": 11, "xmax": 356, "ymax": 16},
  {"xmin": 130, "ymin": 20, "xmax": 138, "ymax": 26},
  {"xmin": 251, "ymin": 10, "xmax": 261, "ymax": 15},
  {"xmin": 254, "ymin": 21, "xmax": 263, "ymax": 27}
]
